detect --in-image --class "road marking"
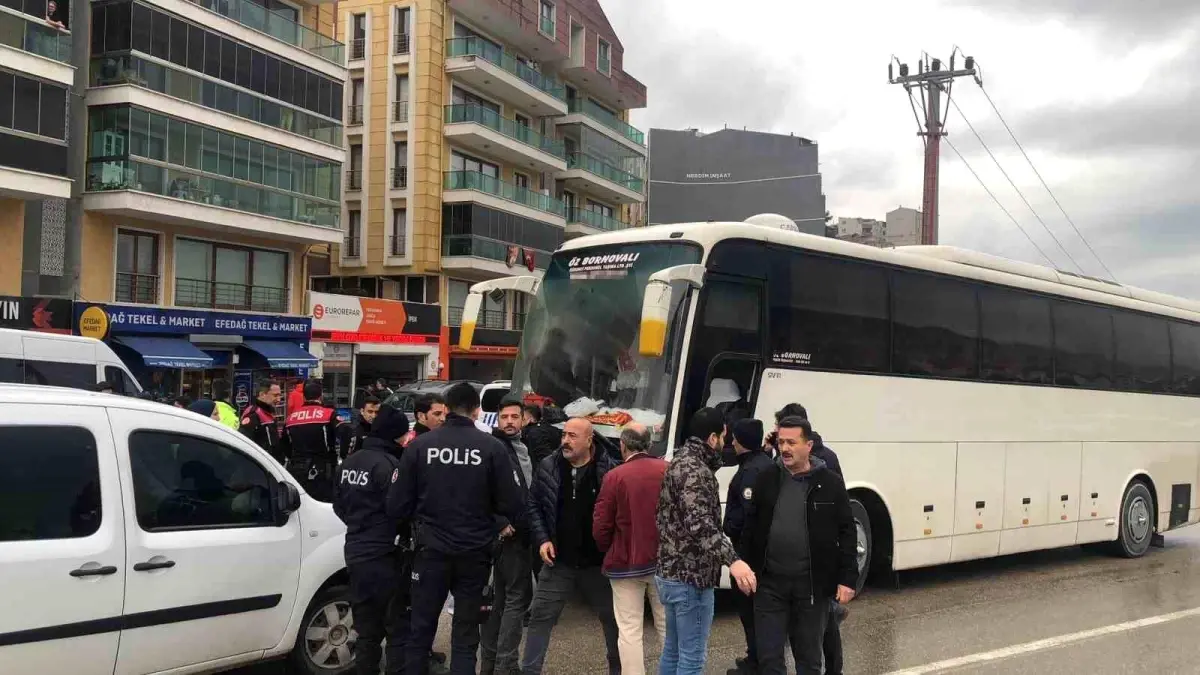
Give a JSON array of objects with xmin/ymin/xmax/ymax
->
[{"xmin": 883, "ymin": 605, "xmax": 1200, "ymax": 674}]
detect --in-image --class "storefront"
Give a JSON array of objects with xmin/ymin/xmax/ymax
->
[
  {"xmin": 308, "ymin": 292, "xmax": 443, "ymax": 412},
  {"xmin": 74, "ymin": 302, "xmax": 315, "ymax": 402},
  {"xmin": 0, "ymin": 296, "xmax": 74, "ymax": 334},
  {"xmin": 447, "ymin": 325, "xmax": 521, "ymax": 383}
]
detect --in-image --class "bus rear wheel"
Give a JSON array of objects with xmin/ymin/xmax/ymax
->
[
  {"xmin": 1114, "ymin": 481, "xmax": 1154, "ymax": 559},
  {"xmin": 850, "ymin": 498, "xmax": 871, "ymax": 594}
]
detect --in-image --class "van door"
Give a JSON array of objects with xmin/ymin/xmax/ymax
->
[
  {"xmin": 0, "ymin": 405, "xmax": 125, "ymax": 675},
  {"xmin": 107, "ymin": 408, "xmax": 302, "ymax": 675}
]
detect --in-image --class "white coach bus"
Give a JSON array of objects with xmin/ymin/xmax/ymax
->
[{"xmin": 457, "ymin": 219, "xmax": 1200, "ymax": 591}]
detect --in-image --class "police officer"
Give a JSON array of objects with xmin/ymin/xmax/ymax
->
[
  {"xmin": 282, "ymin": 380, "xmax": 340, "ymax": 502},
  {"xmin": 333, "ymin": 405, "xmax": 410, "ymax": 675},
  {"xmin": 389, "ymin": 382, "xmax": 524, "ymax": 675},
  {"xmin": 241, "ymin": 378, "xmax": 283, "ymax": 462},
  {"xmin": 723, "ymin": 417, "xmax": 774, "ymax": 675},
  {"xmin": 339, "ymin": 395, "xmax": 380, "ymax": 460}
]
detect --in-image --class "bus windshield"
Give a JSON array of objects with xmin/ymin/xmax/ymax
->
[{"xmin": 510, "ymin": 241, "xmax": 702, "ymax": 439}]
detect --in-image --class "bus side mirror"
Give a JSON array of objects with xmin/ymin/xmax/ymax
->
[
  {"xmin": 459, "ymin": 276, "xmax": 542, "ymax": 351},
  {"xmin": 638, "ymin": 264, "xmax": 705, "ymax": 357}
]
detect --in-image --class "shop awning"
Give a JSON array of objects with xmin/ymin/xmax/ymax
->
[
  {"xmin": 241, "ymin": 340, "xmax": 318, "ymax": 370},
  {"xmin": 114, "ymin": 336, "xmax": 215, "ymax": 369}
]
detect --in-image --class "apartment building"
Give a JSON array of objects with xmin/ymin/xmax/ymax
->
[{"xmin": 316, "ymin": 0, "xmax": 647, "ymax": 382}]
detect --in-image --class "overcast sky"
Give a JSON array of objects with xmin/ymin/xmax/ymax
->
[{"xmin": 603, "ymin": 0, "xmax": 1200, "ymax": 299}]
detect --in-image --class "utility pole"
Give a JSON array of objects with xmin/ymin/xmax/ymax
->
[{"xmin": 889, "ymin": 51, "xmax": 978, "ymax": 245}]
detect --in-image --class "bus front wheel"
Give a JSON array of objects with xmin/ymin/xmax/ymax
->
[
  {"xmin": 850, "ymin": 498, "xmax": 871, "ymax": 594},
  {"xmin": 1115, "ymin": 480, "xmax": 1155, "ymax": 559}
]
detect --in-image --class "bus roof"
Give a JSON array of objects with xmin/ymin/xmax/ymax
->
[{"xmin": 558, "ymin": 221, "xmax": 1200, "ymax": 324}]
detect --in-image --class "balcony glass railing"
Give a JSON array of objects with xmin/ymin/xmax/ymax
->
[
  {"xmin": 568, "ymin": 99, "xmax": 645, "ymax": 146},
  {"xmin": 444, "ymin": 171, "xmax": 565, "ymax": 217},
  {"xmin": 184, "ymin": 0, "xmax": 344, "ymax": 65},
  {"xmin": 445, "ymin": 37, "xmax": 565, "ymax": 101},
  {"xmin": 567, "ymin": 153, "xmax": 644, "ymax": 193},
  {"xmin": 442, "ymin": 235, "xmax": 548, "ymax": 271},
  {"xmin": 85, "ymin": 159, "xmax": 340, "ymax": 228},
  {"xmin": 91, "ymin": 55, "xmax": 342, "ymax": 145},
  {"xmin": 175, "ymin": 277, "xmax": 288, "ymax": 314},
  {"xmin": 568, "ymin": 207, "xmax": 628, "ymax": 232},
  {"xmin": 0, "ymin": 10, "xmax": 71, "ymax": 63},
  {"xmin": 444, "ymin": 104, "xmax": 565, "ymax": 159}
]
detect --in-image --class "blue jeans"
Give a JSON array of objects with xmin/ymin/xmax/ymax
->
[{"xmin": 655, "ymin": 577, "xmax": 715, "ymax": 675}]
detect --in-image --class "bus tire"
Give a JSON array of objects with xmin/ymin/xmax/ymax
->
[
  {"xmin": 1114, "ymin": 481, "xmax": 1155, "ymax": 559},
  {"xmin": 850, "ymin": 498, "xmax": 872, "ymax": 594}
]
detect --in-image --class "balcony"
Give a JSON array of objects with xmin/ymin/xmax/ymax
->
[
  {"xmin": 566, "ymin": 206, "xmax": 629, "ymax": 238},
  {"xmin": 348, "ymin": 105, "xmax": 364, "ymax": 126},
  {"xmin": 393, "ymin": 100, "xmax": 408, "ymax": 124},
  {"xmin": 183, "ymin": 0, "xmax": 344, "ymax": 66},
  {"xmin": 391, "ymin": 167, "xmax": 407, "ymax": 190},
  {"xmin": 558, "ymin": 153, "xmax": 645, "ymax": 204},
  {"xmin": 441, "ymin": 234, "xmax": 550, "ymax": 279},
  {"xmin": 445, "ymin": 37, "xmax": 567, "ymax": 115},
  {"xmin": 175, "ymin": 277, "xmax": 288, "ymax": 314},
  {"xmin": 83, "ymin": 159, "xmax": 341, "ymax": 244},
  {"xmin": 443, "ymin": 170, "xmax": 565, "ymax": 225},
  {"xmin": 115, "ymin": 272, "xmax": 160, "ymax": 304},
  {"xmin": 394, "ymin": 32, "xmax": 410, "ymax": 56},
  {"xmin": 342, "ymin": 236, "xmax": 360, "ymax": 258},
  {"xmin": 388, "ymin": 232, "xmax": 405, "ymax": 257},
  {"xmin": 0, "ymin": 9, "xmax": 73, "ymax": 85},
  {"xmin": 559, "ymin": 98, "xmax": 645, "ymax": 153},
  {"xmin": 350, "ymin": 37, "xmax": 365, "ymax": 61},
  {"xmin": 346, "ymin": 170, "xmax": 363, "ymax": 192},
  {"xmin": 443, "ymin": 104, "xmax": 566, "ymax": 173}
]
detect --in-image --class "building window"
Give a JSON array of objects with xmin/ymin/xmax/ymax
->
[
  {"xmin": 394, "ymin": 74, "xmax": 409, "ymax": 122},
  {"xmin": 538, "ymin": 1, "xmax": 555, "ymax": 36},
  {"xmin": 345, "ymin": 210, "xmax": 361, "ymax": 258},
  {"xmin": 174, "ymin": 238, "xmax": 289, "ymax": 313},
  {"xmin": 390, "ymin": 208, "xmax": 406, "ymax": 256},
  {"xmin": 351, "ymin": 13, "xmax": 366, "ymax": 60},
  {"xmin": 450, "ymin": 86, "xmax": 501, "ymax": 116},
  {"xmin": 394, "ymin": 7, "xmax": 410, "ymax": 54},
  {"xmin": 116, "ymin": 230, "xmax": 160, "ymax": 304},
  {"xmin": 596, "ymin": 38, "xmax": 611, "ymax": 75},
  {"xmin": 586, "ymin": 199, "xmax": 613, "ymax": 218},
  {"xmin": 450, "ymin": 150, "xmax": 499, "ymax": 178},
  {"xmin": 513, "ymin": 172, "xmax": 530, "ymax": 190},
  {"xmin": 392, "ymin": 141, "xmax": 407, "ymax": 188},
  {"xmin": 0, "ymin": 71, "xmax": 66, "ymax": 140},
  {"xmin": 349, "ymin": 79, "xmax": 364, "ymax": 124},
  {"xmin": 405, "ymin": 275, "xmax": 424, "ymax": 302},
  {"xmin": 448, "ymin": 279, "xmax": 469, "ymax": 325},
  {"xmin": 348, "ymin": 144, "xmax": 363, "ymax": 190}
]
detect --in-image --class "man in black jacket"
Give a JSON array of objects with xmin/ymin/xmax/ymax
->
[
  {"xmin": 480, "ymin": 396, "xmax": 535, "ymax": 675},
  {"xmin": 521, "ymin": 404, "xmax": 562, "ymax": 466},
  {"xmin": 338, "ymin": 395, "xmax": 380, "ymax": 460},
  {"xmin": 521, "ymin": 417, "xmax": 621, "ymax": 675},
  {"xmin": 722, "ymin": 418, "xmax": 773, "ymax": 675},
  {"xmin": 282, "ymin": 380, "xmax": 341, "ymax": 502},
  {"xmin": 389, "ymin": 383, "xmax": 523, "ymax": 675},
  {"xmin": 739, "ymin": 416, "xmax": 856, "ymax": 675}
]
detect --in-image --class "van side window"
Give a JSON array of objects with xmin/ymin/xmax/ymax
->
[
  {"xmin": 128, "ymin": 431, "xmax": 275, "ymax": 531},
  {"xmin": 23, "ymin": 360, "xmax": 96, "ymax": 390},
  {"xmin": 0, "ymin": 426, "xmax": 102, "ymax": 541},
  {"xmin": 105, "ymin": 366, "xmax": 139, "ymax": 395},
  {"xmin": 0, "ymin": 358, "xmax": 22, "ymax": 383}
]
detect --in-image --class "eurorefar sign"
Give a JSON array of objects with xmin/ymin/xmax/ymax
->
[{"xmin": 74, "ymin": 303, "xmax": 311, "ymax": 341}]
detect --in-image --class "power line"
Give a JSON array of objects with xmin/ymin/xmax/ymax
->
[
  {"xmin": 943, "ymin": 137, "xmax": 1056, "ymax": 268},
  {"xmin": 976, "ymin": 83, "xmax": 1120, "ymax": 283},
  {"xmin": 948, "ymin": 98, "xmax": 1085, "ymax": 275}
]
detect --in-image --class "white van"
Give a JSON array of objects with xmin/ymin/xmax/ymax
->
[
  {"xmin": 0, "ymin": 328, "xmax": 141, "ymax": 394},
  {"xmin": 0, "ymin": 385, "xmax": 352, "ymax": 675}
]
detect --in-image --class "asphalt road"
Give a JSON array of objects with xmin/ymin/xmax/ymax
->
[{"xmin": 230, "ymin": 523, "xmax": 1200, "ymax": 674}]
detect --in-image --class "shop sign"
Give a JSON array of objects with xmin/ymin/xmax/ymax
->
[
  {"xmin": 74, "ymin": 303, "xmax": 311, "ymax": 341},
  {"xmin": 0, "ymin": 296, "xmax": 73, "ymax": 333},
  {"xmin": 309, "ymin": 292, "xmax": 439, "ymax": 343},
  {"xmin": 322, "ymin": 343, "xmax": 353, "ymax": 370}
]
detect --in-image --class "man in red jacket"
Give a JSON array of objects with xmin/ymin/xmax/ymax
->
[{"xmin": 592, "ymin": 423, "xmax": 668, "ymax": 675}]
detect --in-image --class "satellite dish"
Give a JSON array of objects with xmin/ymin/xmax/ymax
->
[{"xmin": 745, "ymin": 213, "xmax": 799, "ymax": 232}]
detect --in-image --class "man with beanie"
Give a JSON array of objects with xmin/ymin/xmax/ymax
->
[{"xmin": 723, "ymin": 418, "xmax": 774, "ymax": 675}]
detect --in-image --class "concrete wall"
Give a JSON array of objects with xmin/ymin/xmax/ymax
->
[{"xmin": 647, "ymin": 128, "xmax": 825, "ymax": 234}]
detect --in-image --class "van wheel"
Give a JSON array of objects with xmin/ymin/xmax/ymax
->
[
  {"xmin": 1114, "ymin": 481, "xmax": 1154, "ymax": 558},
  {"xmin": 292, "ymin": 584, "xmax": 356, "ymax": 674},
  {"xmin": 851, "ymin": 498, "xmax": 872, "ymax": 595}
]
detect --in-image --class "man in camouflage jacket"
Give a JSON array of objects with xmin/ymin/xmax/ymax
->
[{"xmin": 655, "ymin": 408, "xmax": 757, "ymax": 675}]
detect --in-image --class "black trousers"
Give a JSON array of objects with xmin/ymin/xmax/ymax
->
[
  {"xmin": 480, "ymin": 537, "xmax": 533, "ymax": 671},
  {"xmin": 348, "ymin": 553, "xmax": 410, "ymax": 675},
  {"xmin": 290, "ymin": 456, "xmax": 335, "ymax": 502},
  {"xmin": 406, "ymin": 546, "xmax": 492, "ymax": 675},
  {"xmin": 824, "ymin": 602, "xmax": 844, "ymax": 675},
  {"xmin": 736, "ymin": 588, "xmax": 758, "ymax": 668},
  {"xmin": 754, "ymin": 575, "xmax": 829, "ymax": 675}
]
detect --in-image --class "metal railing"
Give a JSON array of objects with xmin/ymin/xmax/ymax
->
[
  {"xmin": 444, "ymin": 104, "xmax": 565, "ymax": 158},
  {"xmin": 393, "ymin": 100, "xmax": 408, "ymax": 123},
  {"xmin": 447, "ymin": 305, "xmax": 506, "ymax": 329},
  {"xmin": 445, "ymin": 37, "xmax": 565, "ymax": 101},
  {"xmin": 115, "ymin": 272, "xmax": 160, "ymax": 304},
  {"xmin": 394, "ymin": 32, "xmax": 410, "ymax": 55},
  {"xmin": 346, "ymin": 169, "xmax": 363, "ymax": 191},
  {"xmin": 350, "ymin": 37, "xmax": 365, "ymax": 60},
  {"xmin": 444, "ymin": 171, "xmax": 565, "ymax": 216},
  {"xmin": 388, "ymin": 233, "xmax": 405, "ymax": 257},
  {"xmin": 513, "ymin": 312, "xmax": 527, "ymax": 331},
  {"xmin": 184, "ymin": 0, "xmax": 344, "ymax": 65},
  {"xmin": 567, "ymin": 207, "xmax": 629, "ymax": 232},
  {"xmin": 342, "ymin": 236, "xmax": 360, "ymax": 258},
  {"xmin": 566, "ymin": 153, "xmax": 644, "ymax": 193},
  {"xmin": 392, "ymin": 167, "xmax": 407, "ymax": 189},
  {"xmin": 0, "ymin": 10, "xmax": 71, "ymax": 64},
  {"xmin": 84, "ymin": 159, "xmax": 340, "ymax": 228},
  {"xmin": 567, "ymin": 98, "xmax": 645, "ymax": 146},
  {"xmin": 348, "ymin": 105, "xmax": 364, "ymax": 125},
  {"xmin": 90, "ymin": 55, "xmax": 342, "ymax": 146},
  {"xmin": 175, "ymin": 277, "xmax": 288, "ymax": 314}
]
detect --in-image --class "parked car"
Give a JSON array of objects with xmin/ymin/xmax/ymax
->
[
  {"xmin": 478, "ymin": 380, "xmax": 513, "ymax": 427},
  {"xmin": 0, "ymin": 384, "xmax": 352, "ymax": 675},
  {"xmin": 383, "ymin": 380, "xmax": 483, "ymax": 425},
  {"xmin": 0, "ymin": 328, "xmax": 140, "ymax": 394}
]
